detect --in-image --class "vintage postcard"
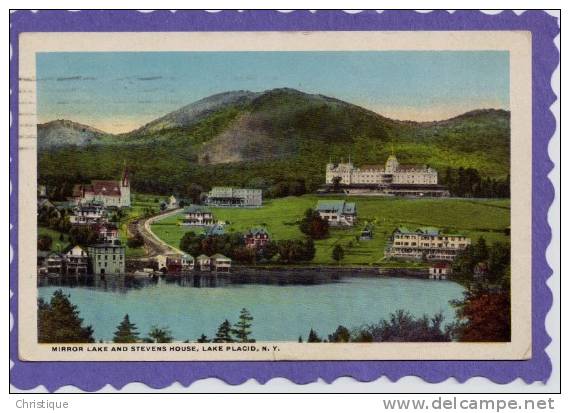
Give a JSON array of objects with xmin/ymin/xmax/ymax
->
[{"xmin": 9, "ymin": 10, "xmax": 558, "ymax": 390}]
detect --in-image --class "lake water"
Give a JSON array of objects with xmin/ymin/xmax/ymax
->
[{"xmin": 38, "ymin": 274, "xmax": 465, "ymax": 342}]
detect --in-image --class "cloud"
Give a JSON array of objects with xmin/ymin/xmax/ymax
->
[
  {"xmin": 56, "ymin": 76, "xmax": 96, "ymax": 81},
  {"xmin": 136, "ymin": 76, "xmax": 163, "ymax": 81}
]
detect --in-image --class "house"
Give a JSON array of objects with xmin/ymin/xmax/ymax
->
[
  {"xmin": 167, "ymin": 195, "xmax": 178, "ymax": 210},
  {"xmin": 197, "ymin": 254, "xmax": 211, "ymax": 271},
  {"xmin": 205, "ymin": 187, "xmax": 262, "ymax": 208},
  {"xmin": 45, "ymin": 252, "xmax": 64, "ymax": 275},
  {"xmin": 93, "ymin": 223, "xmax": 119, "ymax": 243},
  {"xmin": 315, "ymin": 200, "xmax": 357, "ymax": 226},
  {"xmin": 359, "ymin": 224, "xmax": 373, "ymax": 241},
  {"xmin": 244, "ymin": 227, "xmax": 270, "ymax": 249},
  {"xmin": 204, "ymin": 223, "xmax": 225, "ymax": 237},
  {"xmin": 64, "ymin": 245, "xmax": 89, "ymax": 276},
  {"xmin": 69, "ymin": 202, "xmax": 107, "ymax": 225},
  {"xmin": 385, "ymin": 227, "xmax": 471, "ymax": 261},
  {"xmin": 429, "ymin": 262, "xmax": 452, "ymax": 280},
  {"xmin": 71, "ymin": 163, "xmax": 131, "ymax": 208},
  {"xmin": 87, "ymin": 241, "xmax": 126, "ymax": 275},
  {"xmin": 166, "ymin": 256, "xmax": 183, "ymax": 274},
  {"xmin": 474, "ymin": 262, "xmax": 489, "ymax": 278},
  {"xmin": 155, "ymin": 254, "xmax": 168, "ymax": 272},
  {"xmin": 210, "ymin": 254, "xmax": 232, "ymax": 272},
  {"xmin": 37, "ymin": 251, "xmax": 50, "ymax": 276},
  {"xmin": 182, "ymin": 254, "xmax": 194, "ymax": 271},
  {"xmin": 181, "ymin": 205, "xmax": 215, "ymax": 226}
]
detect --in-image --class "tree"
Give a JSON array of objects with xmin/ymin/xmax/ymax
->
[
  {"xmin": 473, "ymin": 237, "xmax": 489, "ymax": 262},
  {"xmin": 357, "ymin": 310, "xmax": 450, "ymax": 342},
  {"xmin": 328, "ymin": 325, "xmax": 351, "ymax": 342},
  {"xmin": 144, "ymin": 326, "xmax": 173, "ymax": 343},
  {"xmin": 232, "ymin": 308, "xmax": 255, "ymax": 343},
  {"xmin": 451, "ymin": 289, "xmax": 510, "ymax": 342},
  {"xmin": 38, "ymin": 234, "xmax": 53, "ymax": 251},
  {"xmin": 332, "ymin": 244, "xmax": 345, "ymax": 263},
  {"xmin": 332, "ymin": 176, "xmax": 343, "ymax": 191},
  {"xmin": 307, "ymin": 328, "xmax": 322, "ymax": 343},
  {"xmin": 299, "ymin": 209, "xmax": 329, "ymax": 240},
  {"xmin": 213, "ymin": 319, "xmax": 234, "ymax": 343},
  {"xmin": 197, "ymin": 334, "xmax": 211, "ymax": 343},
  {"xmin": 38, "ymin": 290, "xmax": 95, "ymax": 343},
  {"xmin": 113, "ymin": 314, "xmax": 140, "ymax": 343},
  {"xmin": 127, "ymin": 233, "xmax": 145, "ymax": 248}
]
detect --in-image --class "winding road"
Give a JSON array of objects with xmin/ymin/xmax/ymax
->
[{"xmin": 128, "ymin": 207, "xmax": 184, "ymax": 258}]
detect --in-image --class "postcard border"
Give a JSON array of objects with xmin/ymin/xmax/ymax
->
[{"xmin": 9, "ymin": 9, "xmax": 559, "ymax": 391}]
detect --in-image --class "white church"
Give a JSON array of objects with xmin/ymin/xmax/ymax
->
[{"xmin": 71, "ymin": 163, "xmax": 131, "ymax": 208}]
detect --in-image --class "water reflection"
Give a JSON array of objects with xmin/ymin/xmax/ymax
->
[{"xmin": 37, "ymin": 271, "xmax": 344, "ymax": 293}]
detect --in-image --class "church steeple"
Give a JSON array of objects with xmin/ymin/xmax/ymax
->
[{"xmin": 121, "ymin": 160, "xmax": 129, "ymax": 187}]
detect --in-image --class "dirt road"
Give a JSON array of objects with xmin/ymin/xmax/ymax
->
[{"xmin": 128, "ymin": 208, "xmax": 184, "ymax": 258}]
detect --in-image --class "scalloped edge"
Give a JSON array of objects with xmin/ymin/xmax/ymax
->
[{"xmin": 9, "ymin": 9, "xmax": 559, "ymax": 392}]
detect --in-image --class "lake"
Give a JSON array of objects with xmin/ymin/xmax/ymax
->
[{"xmin": 38, "ymin": 274, "xmax": 466, "ymax": 342}]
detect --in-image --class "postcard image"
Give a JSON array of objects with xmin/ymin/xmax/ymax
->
[{"xmin": 9, "ymin": 10, "xmax": 559, "ymax": 391}]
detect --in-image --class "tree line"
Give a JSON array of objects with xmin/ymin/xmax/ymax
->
[
  {"xmin": 38, "ymin": 290, "xmax": 256, "ymax": 344},
  {"xmin": 441, "ymin": 167, "xmax": 509, "ymax": 198}
]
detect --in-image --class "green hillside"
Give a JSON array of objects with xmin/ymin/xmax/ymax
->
[
  {"xmin": 37, "ymin": 88, "xmax": 510, "ymax": 197},
  {"xmin": 151, "ymin": 195, "xmax": 511, "ymax": 266}
]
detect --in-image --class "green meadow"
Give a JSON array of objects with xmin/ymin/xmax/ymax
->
[{"xmin": 151, "ymin": 195, "xmax": 510, "ymax": 266}]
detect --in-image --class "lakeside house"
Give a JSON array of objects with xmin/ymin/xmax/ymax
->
[
  {"xmin": 210, "ymin": 254, "xmax": 232, "ymax": 272},
  {"xmin": 197, "ymin": 254, "xmax": 211, "ymax": 271},
  {"xmin": 315, "ymin": 200, "xmax": 357, "ymax": 227},
  {"xmin": 87, "ymin": 241, "xmax": 126, "ymax": 275},
  {"xmin": 181, "ymin": 205, "xmax": 215, "ymax": 226},
  {"xmin": 44, "ymin": 251, "xmax": 64, "ymax": 275},
  {"xmin": 429, "ymin": 262, "xmax": 452, "ymax": 280},
  {"xmin": 244, "ymin": 227, "xmax": 270, "ymax": 249},
  {"xmin": 70, "ymin": 163, "xmax": 131, "ymax": 208},
  {"xmin": 385, "ymin": 227, "xmax": 471, "ymax": 261},
  {"xmin": 64, "ymin": 245, "xmax": 89, "ymax": 276},
  {"xmin": 69, "ymin": 201, "xmax": 108, "ymax": 225},
  {"xmin": 182, "ymin": 254, "xmax": 194, "ymax": 271},
  {"xmin": 205, "ymin": 187, "xmax": 262, "ymax": 208}
]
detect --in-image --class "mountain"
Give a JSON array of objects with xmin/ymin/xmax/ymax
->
[
  {"xmin": 37, "ymin": 119, "xmax": 110, "ymax": 149},
  {"xmin": 37, "ymin": 88, "xmax": 510, "ymax": 196},
  {"xmin": 127, "ymin": 90, "xmax": 261, "ymax": 137}
]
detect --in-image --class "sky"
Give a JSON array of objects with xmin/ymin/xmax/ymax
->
[{"xmin": 36, "ymin": 51, "xmax": 510, "ymax": 134}]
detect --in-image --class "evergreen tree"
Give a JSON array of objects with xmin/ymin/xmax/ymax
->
[
  {"xmin": 231, "ymin": 308, "xmax": 255, "ymax": 343},
  {"xmin": 298, "ymin": 335, "xmax": 303, "ymax": 343},
  {"xmin": 328, "ymin": 325, "xmax": 351, "ymax": 342},
  {"xmin": 473, "ymin": 237, "xmax": 489, "ymax": 262},
  {"xmin": 37, "ymin": 290, "xmax": 94, "ymax": 343},
  {"xmin": 307, "ymin": 328, "xmax": 322, "ymax": 343},
  {"xmin": 113, "ymin": 314, "xmax": 139, "ymax": 343},
  {"xmin": 332, "ymin": 244, "xmax": 345, "ymax": 263},
  {"xmin": 144, "ymin": 325, "xmax": 173, "ymax": 343},
  {"xmin": 197, "ymin": 334, "xmax": 211, "ymax": 343},
  {"xmin": 213, "ymin": 319, "xmax": 234, "ymax": 343}
]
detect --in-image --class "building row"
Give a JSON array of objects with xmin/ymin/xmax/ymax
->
[
  {"xmin": 155, "ymin": 253, "xmax": 232, "ymax": 273},
  {"xmin": 38, "ymin": 241, "xmax": 126, "ymax": 276}
]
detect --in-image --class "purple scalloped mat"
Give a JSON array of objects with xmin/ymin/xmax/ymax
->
[{"xmin": 9, "ymin": 10, "xmax": 559, "ymax": 392}]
